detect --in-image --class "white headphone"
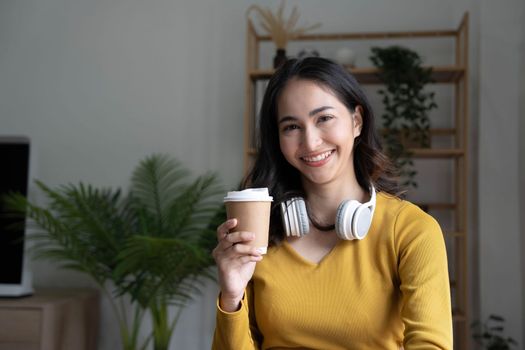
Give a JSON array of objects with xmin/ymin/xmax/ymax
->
[{"xmin": 280, "ymin": 185, "xmax": 376, "ymax": 240}]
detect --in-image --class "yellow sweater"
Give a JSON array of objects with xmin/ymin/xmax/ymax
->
[{"xmin": 212, "ymin": 192, "xmax": 453, "ymax": 350}]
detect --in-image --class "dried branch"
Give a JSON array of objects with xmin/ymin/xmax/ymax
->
[{"xmin": 246, "ymin": 1, "xmax": 321, "ymax": 49}]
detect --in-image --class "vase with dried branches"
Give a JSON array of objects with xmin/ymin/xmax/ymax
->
[{"xmin": 247, "ymin": 1, "xmax": 321, "ymax": 68}]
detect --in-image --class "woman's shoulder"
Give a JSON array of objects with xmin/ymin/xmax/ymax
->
[
  {"xmin": 376, "ymin": 191, "xmax": 440, "ymax": 231},
  {"xmin": 375, "ymin": 192, "xmax": 444, "ymax": 257},
  {"xmin": 375, "ymin": 191, "xmax": 409, "ymax": 219}
]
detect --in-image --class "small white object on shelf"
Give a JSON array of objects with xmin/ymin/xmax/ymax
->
[{"xmin": 335, "ymin": 47, "xmax": 357, "ymax": 67}]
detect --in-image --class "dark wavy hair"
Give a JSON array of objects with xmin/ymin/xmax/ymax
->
[{"xmin": 243, "ymin": 57, "xmax": 400, "ymax": 245}]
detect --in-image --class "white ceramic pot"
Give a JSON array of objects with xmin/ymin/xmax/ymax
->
[{"xmin": 335, "ymin": 47, "xmax": 357, "ymax": 67}]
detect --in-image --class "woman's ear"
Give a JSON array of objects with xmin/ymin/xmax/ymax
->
[{"xmin": 353, "ymin": 105, "xmax": 364, "ymax": 137}]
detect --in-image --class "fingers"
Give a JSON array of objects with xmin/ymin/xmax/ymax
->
[
  {"xmin": 238, "ymin": 254, "xmax": 263, "ymax": 264},
  {"xmin": 214, "ymin": 231, "xmax": 262, "ymax": 256},
  {"xmin": 223, "ymin": 230, "xmax": 253, "ymax": 246},
  {"xmin": 216, "ymin": 218, "xmax": 258, "ymax": 251},
  {"xmin": 213, "ymin": 220, "xmax": 262, "ymax": 261},
  {"xmin": 212, "ymin": 243, "xmax": 263, "ymax": 267},
  {"xmin": 216, "ymin": 218, "xmax": 237, "ymax": 240}
]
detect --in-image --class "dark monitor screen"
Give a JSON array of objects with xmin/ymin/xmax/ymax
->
[{"xmin": 0, "ymin": 141, "xmax": 29, "ymax": 284}]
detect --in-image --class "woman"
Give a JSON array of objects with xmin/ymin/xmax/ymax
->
[{"xmin": 212, "ymin": 57, "xmax": 452, "ymax": 349}]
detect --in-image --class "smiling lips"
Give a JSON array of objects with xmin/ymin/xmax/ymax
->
[{"xmin": 300, "ymin": 150, "xmax": 335, "ymax": 167}]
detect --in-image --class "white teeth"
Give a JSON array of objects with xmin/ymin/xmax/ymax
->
[{"xmin": 302, "ymin": 150, "xmax": 333, "ymax": 162}]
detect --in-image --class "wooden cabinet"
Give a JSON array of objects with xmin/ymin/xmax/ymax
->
[
  {"xmin": 0, "ymin": 289, "xmax": 99, "ymax": 350},
  {"xmin": 244, "ymin": 13, "xmax": 470, "ymax": 349}
]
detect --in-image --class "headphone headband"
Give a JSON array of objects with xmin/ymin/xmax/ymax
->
[{"xmin": 365, "ymin": 185, "xmax": 376, "ymax": 216}]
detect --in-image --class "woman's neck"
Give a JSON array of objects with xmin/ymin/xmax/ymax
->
[{"xmin": 302, "ymin": 175, "xmax": 367, "ymax": 225}]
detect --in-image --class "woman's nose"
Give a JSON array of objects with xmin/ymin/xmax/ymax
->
[{"xmin": 302, "ymin": 127, "xmax": 322, "ymax": 150}]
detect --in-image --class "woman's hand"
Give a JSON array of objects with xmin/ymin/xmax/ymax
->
[{"xmin": 212, "ymin": 218, "xmax": 263, "ymax": 312}]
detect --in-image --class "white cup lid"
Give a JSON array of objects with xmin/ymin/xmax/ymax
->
[{"xmin": 224, "ymin": 188, "xmax": 273, "ymax": 202}]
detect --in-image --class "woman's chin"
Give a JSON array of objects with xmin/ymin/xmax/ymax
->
[{"xmin": 301, "ymin": 172, "xmax": 336, "ymax": 187}]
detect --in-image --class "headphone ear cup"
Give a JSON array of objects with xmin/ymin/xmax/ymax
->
[
  {"xmin": 281, "ymin": 201, "xmax": 293, "ymax": 237},
  {"xmin": 295, "ymin": 198, "xmax": 309, "ymax": 236},
  {"xmin": 281, "ymin": 198, "xmax": 309, "ymax": 237},
  {"xmin": 352, "ymin": 205, "xmax": 372, "ymax": 240},
  {"xmin": 335, "ymin": 200, "xmax": 361, "ymax": 240}
]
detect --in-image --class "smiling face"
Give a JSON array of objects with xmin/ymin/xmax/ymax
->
[{"xmin": 277, "ymin": 78, "xmax": 363, "ymax": 188}]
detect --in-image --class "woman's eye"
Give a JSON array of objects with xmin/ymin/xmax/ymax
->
[
  {"xmin": 282, "ymin": 124, "xmax": 300, "ymax": 132},
  {"xmin": 318, "ymin": 115, "xmax": 334, "ymax": 123}
]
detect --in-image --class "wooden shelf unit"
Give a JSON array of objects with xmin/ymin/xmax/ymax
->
[
  {"xmin": 249, "ymin": 65, "xmax": 465, "ymax": 84},
  {"xmin": 244, "ymin": 12, "xmax": 470, "ymax": 349}
]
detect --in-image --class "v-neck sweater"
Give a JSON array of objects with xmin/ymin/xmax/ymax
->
[{"xmin": 212, "ymin": 192, "xmax": 453, "ymax": 350}]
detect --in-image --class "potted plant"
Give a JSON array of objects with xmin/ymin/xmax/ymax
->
[
  {"xmin": 4, "ymin": 154, "xmax": 224, "ymax": 350},
  {"xmin": 370, "ymin": 45, "xmax": 437, "ymax": 190},
  {"xmin": 471, "ymin": 314, "xmax": 519, "ymax": 349}
]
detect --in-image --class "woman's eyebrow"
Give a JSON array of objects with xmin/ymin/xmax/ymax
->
[
  {"xmin": 278, "ymin": 106, "xmax": 335, "ymax": 124},
  {"xmin": 309, "ymin": 106, "xmax": 334, "ymax": 116},
  {"xmin": 278, "ymin": 116, "xmax": 297, "ymax": 124}
]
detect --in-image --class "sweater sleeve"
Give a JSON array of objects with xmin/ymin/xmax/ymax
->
[
  {"xmin": 211, "ymin": 282, "xmax": 261, "ymax": 350},
  {"xmin": 395, "ymin": 203, "xmax": 453, "ymax": 350}
]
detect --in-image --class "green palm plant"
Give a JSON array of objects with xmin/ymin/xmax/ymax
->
[
  {"xmin": 3, "ymin": 154, "xmax": 224, "ymax": 350},
  {"xmin": 116, "ymin": 155, "xmax": 223, "ymax": 349},
  {"xmin": 5, "ymin": 181, "xmax": 145, "ymax": 350}
]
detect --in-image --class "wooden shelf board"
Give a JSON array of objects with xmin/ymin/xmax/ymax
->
[
  {"xmin": 347, "ymin": 66, "xmax": 465, "ymax": 84},
  {"xmin": 379, "ymin": 128, "xmax": 456, "ymax": 136},
  {"xmin": 444, "ymin": 231, "xmax": 466, "ymax": 237},
  {"xmin": 452, "ymin": 309, "xmax": 467, "ymax": 321},
  {"xmin": 249, "ymin": 66, "xmax": 465, "ymax": 84},
  {"xmin": 415, "ymin": 202, "xmax": 456, "ymax": 210},
  {"xmin": 409, "ymin": 148, "xmax": 464, "ymax": 158},
  {"xmin": 255, "ymin": 30, "xmax": 458, "ymax": 42},
  {"xmin": 249, "ymin": 70, "xmax": 275, "ymax": 80},
  {"xmin": 429, "ymin": 128, "xmax": 457, "ymax": 136}
]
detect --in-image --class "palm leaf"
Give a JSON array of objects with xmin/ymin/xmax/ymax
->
[
  {"xmin": 165, "ymin": 172, "xmax": 223, "ymax": 240},
  {"xmin": 3, "ymin": 183, "xmax": 134, "ymax": 285},
  {"xmin": 115, "ymin": 236, "xmax": 213, "ymax": 307},
  {"xmin": 130, "ymin": 154, "xmax": 190, "ymax": 234}
]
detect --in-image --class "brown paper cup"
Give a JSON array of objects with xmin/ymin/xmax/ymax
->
[
  {"xmin": 225, "ymin": 201, "xmax": 271, "ymax": 253},
  {"xmin": 224, "ymin": 188, "xmax": 273, "ymax": 254}
]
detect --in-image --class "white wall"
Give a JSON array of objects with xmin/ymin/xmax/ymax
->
[
  {"xmin": 1, "ymin": 1, "xmax": 245, "ymax": 347},
  {"xmin": 478, "ymin": 0, "xmax": 524, "ymax": 345},
  {"xmin": 519, "ymin": 0, "xmax": 525, "ymax": 343},
  {"xmin": 1, "ymin": 0, "xmax": 523, "ymax": 349}
]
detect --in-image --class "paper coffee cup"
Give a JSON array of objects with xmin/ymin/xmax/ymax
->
[{"xmin": 223, "ymin": 188, "xmax": 273, "ymax": 254}]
